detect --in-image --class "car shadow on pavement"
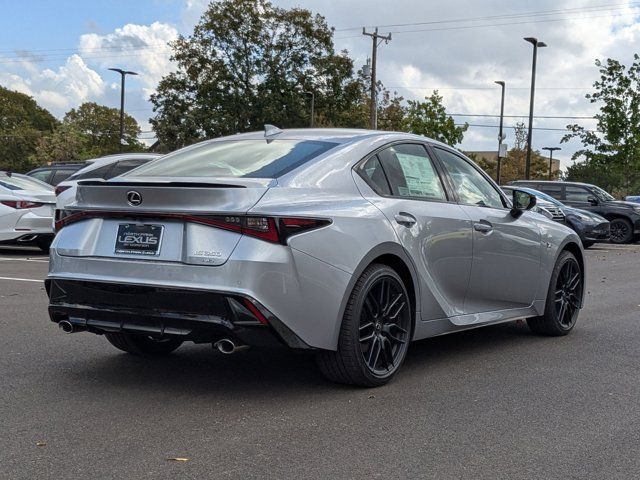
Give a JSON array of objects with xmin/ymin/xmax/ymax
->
[{"xmin": 60, "ymin": 321, "xmax": 548, "ymax": 396}]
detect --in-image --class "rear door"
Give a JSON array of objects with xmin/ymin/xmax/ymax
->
[
  {"xmin": 356, "ymin": 143, "xmax": 473, "ymax": 320},
  {"xmin": 433, "ymin": 147, "xmax": 542, "ymax": 314},
  {"xmin": 563, "ymin": 185, "xmax": 596, "ymax": 211}
]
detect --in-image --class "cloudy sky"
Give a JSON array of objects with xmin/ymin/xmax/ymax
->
[{"xmin": 2, "ymin": 0, "xmax": 640, "ymax": 169}]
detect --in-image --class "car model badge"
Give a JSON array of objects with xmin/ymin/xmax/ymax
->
[{"xmin": 126, "ymin": 191, "xmax": 143, "ymax": 206}]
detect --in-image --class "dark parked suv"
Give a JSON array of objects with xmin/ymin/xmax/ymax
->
[{"xmin": 511, "ymin": 180, "xmax": 640, "ymax": 243}]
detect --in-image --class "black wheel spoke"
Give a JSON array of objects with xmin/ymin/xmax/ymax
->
[{"xmin": 359, "ymin": 274, "xmax": 411, "ymax": 376}]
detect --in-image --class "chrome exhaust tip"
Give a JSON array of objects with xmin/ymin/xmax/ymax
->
[
  {"xmin": 17, "ymin": 234, "xmax": 38, "ymax": 242},
  {"xmin": 214, "ymin": 338, "xmax": 249, "ymax": 354},
  {"xmin": 58, "ymin": 320, "xmax": 74, "ymax": 334}
]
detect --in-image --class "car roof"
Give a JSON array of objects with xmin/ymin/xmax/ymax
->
[
  {"xmin": 512, "ymin": 180, "xmax": 595, "ymax": 188},
  {"xmin": 205, "ymin": 128, "xmax": 449, "ymax": 148}
]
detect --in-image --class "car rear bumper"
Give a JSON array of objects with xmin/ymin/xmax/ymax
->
[{"xmin": 46, "ymin": 278, "xmax": 311, "ymax": 349}]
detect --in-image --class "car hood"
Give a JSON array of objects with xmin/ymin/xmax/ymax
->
[{"xmin": 605, "ymin": 200, "xmax": 640, "ymax": 209}]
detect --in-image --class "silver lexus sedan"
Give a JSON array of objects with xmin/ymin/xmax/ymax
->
[{"xmin": 47, "ymin": 128, "xmax": 585, "ymax": 387}]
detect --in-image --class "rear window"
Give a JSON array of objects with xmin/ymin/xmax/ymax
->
[
  {"xmin": 128, "ymin": 140, "xmax": 338, "ymax": 179},
  {"xmin": 0, "ymin": 175, "xmax": 52, "ymax": 192}
]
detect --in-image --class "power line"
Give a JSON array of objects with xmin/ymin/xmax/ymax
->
[
  {"xmin": 335, "ymin": 2, "xmax": 640, "ymax": 31},
  {"xmin": 388, "ymin": 85, "xmax": 593, "ymax": 91},
  {"xmin": 458, "ymin": 123, "xmax": 596, "ymax": 133},
  {"xmin": 449, "ymin": 113, "xmax": 597, "ymax": 120}
]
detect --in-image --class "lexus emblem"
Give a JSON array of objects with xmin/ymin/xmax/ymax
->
[{"xmin": 126, "ymin": 191, "xmax": 143, "ymax": 206}]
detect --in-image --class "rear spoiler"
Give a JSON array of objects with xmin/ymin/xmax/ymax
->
[{"xmin": 77, "ymin": 180, "xmax": 246, "ymax": 189}]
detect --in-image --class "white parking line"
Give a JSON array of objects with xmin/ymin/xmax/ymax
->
[
  {"xmin": 0, "ymin": 257, "xmax": 49, "ymax": 263},
  {"xmin": 0, "ymin": 276, "xmax": 43, "ymax": 283}
]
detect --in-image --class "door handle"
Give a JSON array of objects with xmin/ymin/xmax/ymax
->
[
  {"xmin": 394, "ymin": 213, "xmax": 417, "ymax": 227},
  {"xmin": 473, "ymin": 221, "xmax": 493, "ymax": 233}
]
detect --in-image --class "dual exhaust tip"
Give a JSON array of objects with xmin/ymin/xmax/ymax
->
[{"xmin": 59, "ymin": 321, "xmax": 248, "ymax": 355}]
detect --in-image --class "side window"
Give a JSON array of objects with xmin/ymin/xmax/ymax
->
[
  {"xmin": 50, "ymin": 169, "xmax": 76, "ymax": 186},
  {"xmin": 107, "ymin": 159, "xmax": 150, "ymax": 179},
  {"xmin": 29, "ymin": 170, "xmax": 51, "ymax": 183},
  {"xmin": 538, "ymin": 184, "xmax": 562, "ymax": 200},
  {"xmin": 435, "ymin": 148, "xmax": 505, "ymax": 208},
  {"xmin": 565, "ymin": 186, "xmax": 591, "ymax": 203},
  {"xmin": 357, "ymin": 155, "xmax": 391, "ymax": 195},
  {"xmin": 377, "ymin": 144, "xmax": 447, "ymax": 200}
]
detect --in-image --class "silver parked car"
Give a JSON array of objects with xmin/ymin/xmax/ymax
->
[{"xmin": 47, "ymin": 128, "xmax": 585, "ymax": 386}]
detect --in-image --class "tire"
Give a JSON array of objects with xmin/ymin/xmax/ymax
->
[
  {"xmin": 36, "ymin": 238, "xmax": 51, "ymax": 254},
  {"xmin": 527, "ymin": 250, "xmax": 583, "ymax": 336},
  {"xmin": 105, "ymin": 333, "xmax": 183, "ymax": 356},
  {"xmin": 609, "ymin": 218, "xmax": 633, "ymax": 244},
  {"xmin": 316, "ymin": 264, "xmax": 413, "ymax": 387}
]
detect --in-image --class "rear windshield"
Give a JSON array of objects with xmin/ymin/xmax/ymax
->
[
  {"xmin": 128, "ymin": 139, "xmax": 338, "ymax": 179},
  {"xmin": 0, "ymin": 175, "xmax": 52, "ymax": 192}
]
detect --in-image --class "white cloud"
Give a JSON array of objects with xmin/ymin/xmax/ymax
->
[{"xmin": 78, "ymin": 21, "xmax": 178, "ymax": 99}]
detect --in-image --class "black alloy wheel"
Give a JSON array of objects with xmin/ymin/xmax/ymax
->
[
  {"xmin": 316, "ymin": 264, "xmax": 413, "ymax": 387},
  {"xmin": 609, "ymin": 218, "xmax": 633, "ymax": 244},
  {"xmin": 358, "ymin": 276, "xmax": 411, "ymax": 376},
  {"xmin": 528, "ymin": 251, "xmax": 583, "ymax": 336}
]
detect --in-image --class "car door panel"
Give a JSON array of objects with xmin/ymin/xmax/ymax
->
[
  {"xmin": 432, "ymin": 147, "xmax": 542, "ymax": 317},
  {"xmin": 459, "ymin": 205, "xmax": 541, "ymax": 313},
  {"xmin": 356, "ymin": 144, "xmax": 473, "ymax": 321}
]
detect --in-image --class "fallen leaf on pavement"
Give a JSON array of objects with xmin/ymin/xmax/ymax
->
[{"xmin": 167, "ymin": 457, "xmax": 189, "ymax": 462}]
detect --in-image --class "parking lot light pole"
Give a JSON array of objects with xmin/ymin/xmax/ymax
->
[
  {"xmin": 495, "ymin": 81, "xmax": 506, "ymax": 184},
  {"xmin": 108, "ymin": 68, "xmax": 138, "ymax": 151},
  {"xmin": 542, "ymin": 146, "xmax": 561, "ymax": 180},
  {"xmin": 524, "ymin": 37, "xmax": 547, "ymax": 180}
]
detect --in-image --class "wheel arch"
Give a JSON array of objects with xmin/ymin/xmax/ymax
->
[{"xmin": 331, "ymin": 242, "xmax": 420, "ymax": 350}]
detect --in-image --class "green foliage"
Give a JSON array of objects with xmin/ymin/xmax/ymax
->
[
  {"xmin": 32, "ymin": 102, "xmax": 144, "ymax": 163},
  {"xmin": 402, "ymin": 91, "xmax": 468, "ymax": 146},
  {"xmin": 150, "ymin": 0, "xmax": 364, "ymax": 149},
  {"xmin": 563, "ymin": 55, "xmax": 640, "ymax": 196},
  {"xmin": 0, "ymin": 86, "xmax": 58, "ymax": 172}
]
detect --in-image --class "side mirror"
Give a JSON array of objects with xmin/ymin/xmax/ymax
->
[
  {"xmin": 511, "ymin": 190, "xmax": 536, "ymax": 218},
  {"xmin": 587, "ymin": 195, "xmax": 598, "ymax": 206}
]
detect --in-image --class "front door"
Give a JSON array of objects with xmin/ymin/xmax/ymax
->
[{"xmin": 432, "ymin": 147, "xmax": 542, "ymax": 315}]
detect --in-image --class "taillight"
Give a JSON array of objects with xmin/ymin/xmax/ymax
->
[
  {"xmin": 1, "ymin": 200, "xmax": 44, "ymax": 209},
  {"xmin": 55, "ymin": 185, "xmax": 71, "ymax": 196},
  {"xmin": 55, "ymin": 211, "xmax": 331, "ymax": 243}
]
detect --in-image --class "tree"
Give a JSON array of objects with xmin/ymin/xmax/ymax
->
[
  {"xmin": 402, "ymin": 91, "xmax": 467, "ymax": 145},
  {"xmin": 499, "ymin": 122, "xmax": 553, "ymax": 183},
  {"xmin": 0, "ymin": 86, "xmax": 58, "ymax": 172},
  {"xmin": 151, "ymin": 0, "xmax": 364, "ymax": 150},
  {"xmin": 563, "ymin": 55, "xmax": 640, "ymax": 196},
  {"xmin": 33, "ymin": 102, "xmax": 144, "ymax": 162}
]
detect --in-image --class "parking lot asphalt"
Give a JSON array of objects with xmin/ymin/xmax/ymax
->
[{"xmin": 1, "ymin": 243, "xmax": 640, "ymax": 480}]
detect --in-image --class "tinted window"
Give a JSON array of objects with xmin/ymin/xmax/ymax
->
[
  {"xmin": 50, "ymin": 170, "xmax": 76, "ymax": 186},
  {"xmin": 565, "ymin": 186, "xmax": 591, "ymax": 202},
  {"xmin": 29, "ymin": 170, "xmax": 51, "ymax": 182},
  {"xmin": 436, "ymin": 148, "xmax": 504, "ymax": 208},
  {"xmin": 72, "ymin": 164, "xmax": 114, "ymax": 181},
  {"xmin": 358, "ymin": 155, "xmax": 391, "ymax": 195},
  {"xmin": 107, "ymin": 159, "xmax": 151, "ymax": 179},
  {"xmin": 377, "ymin": 144, "xmax": 446, "ymax": 200},
  {"xmin": 537, "ymin": 183, "xmax": 562, "ymax": 199},
  {"xmin": 129, "ymin": 140, "xmax": 338, "ymax": 179}
]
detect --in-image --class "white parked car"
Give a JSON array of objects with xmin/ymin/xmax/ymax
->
[
  {"xmin": 55, "ymin": 153, "xmax": 160, "ymax": 210},
  {"xmin": 0, "ymin": 172, "xmax": 56, "ymax": 252}
]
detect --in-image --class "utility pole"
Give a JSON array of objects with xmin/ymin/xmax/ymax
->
[
  {"xmin": 494, "ymin": 81, "xmax": 506, "ymax": 184},
  {"xmin": 303, "ymin": 91, "xmax": 315, "ymax": 127},
  {"xmin": 542, "ymin": 147, "xmax": 561, "ymax": 180},
  {"xmin": 108, "ymin": 68, "xmax": 138, "ymax": 152},
  {"xmin": 363, "ymin": 27, "xmax": 391, "ymax": 130},
  {"xmin": 523, "ymin": 37, "xmax": 547, "ymax": 179}
]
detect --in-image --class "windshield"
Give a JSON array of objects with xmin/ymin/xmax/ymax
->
[
  {"xmin": 0, "ymin": 174, "xmax": 53, "ymax": 192},
  {"xmin": 592, "ymin": 185, "xmax": 615, "ymax": 201},
  {"xmin": 128, "ymin": 139, "xmax": 338, "ymax": 179}
]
